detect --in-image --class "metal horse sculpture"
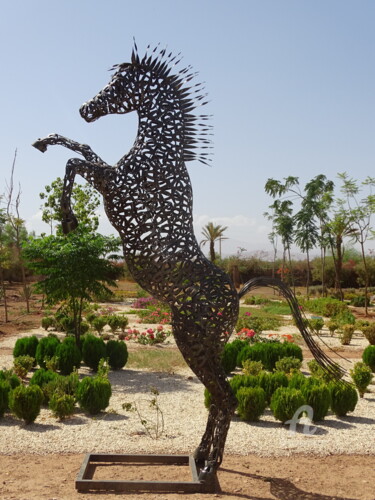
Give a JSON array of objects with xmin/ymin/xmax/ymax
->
[{"xmin": 33, "ymin": 44, "xmax": 343, "ymax": 483}]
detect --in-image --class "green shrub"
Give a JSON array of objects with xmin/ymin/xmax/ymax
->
[
  {"xmin": 41, "ymin": 316, "xmax": 55, "ymax": 331},
  {"xmin": 309, "ymin": 318, "xmax": 325, "ymax": 334},
  {"xmin": 339, "ymin": 324, "xmax": 355, "ymax": 345},
  {"xmin": 44, "ymin": 372, "xmax": 80, "ymax": 402},
  {"xmin": 106, "ymin": 315, "xmax": 122, "ymax": 334},
  {"xmin": 350, "ymin": 295, "xmax": 369, "ymax": 307},
  {"xmin": 30, "ymin": 368, "xmax": 59, "ymax": 388},
  {"xmin": 0, "ymin": 380, "xmax": 11, "ymax": 417},
  {"xmin": 260, "ymin": 371, "xmax": 289, "ymax": 403},
  {"xmin": 92, "ymin": 316, "xmax": 108, "ymax": 334},
  {"xmin": 221, "ymin": 342, "xmax": 239, "ymax": 374},
  {"xmin": 236, "ymin": 386, "xmax": 266, "ymax": 422},
  {"xmin": 13, "ymin": 355, "xmax": 35, "ymax": 379},
  {"xmin": 59, "ymin": 315, "xmax": 76, "ymax": 334},
  {"xmin": 9, "ymin": 384, "xmax": 44, "ymax": 424},
  {"xmin": 362, "ymin": 345, "xmax": 375, "ymax": 372},
  {"xmin": 229, "ymin": 374, "xmax": 259, "ymax": 396},
  {"xmin": 13, "ymin": 336, "xmax": 39, "ymax": 362},
  {"xmin": 82, "ymin": 334, "xmax": 107, "ymax": 371},
  {"xmin": 0, "ymin": 370, "xmax": 21, "ymax": 389},
  {"xmin": 236, "ymin": 313, "xmax": 281, "ymax": 334},
  {"xmin": 302, "ymin": 297, "xmax": 348, "ymax": 318},
  {"xmin": 287, "ymin": 371, "xmax": 307, "ymax": 390},
  {"xmin": 275, "ymin": 356, "xmax": 302, "ymax": 375},
  {"xmin": 242, "ymin": 360, "xmax": 264, "ymax": 376},
  {"xmin": 35, "ymin": 335, "xmax": 61, "ymax": 369},
  {"xmin": 49, "ymin": 393, "xmax": 75, "ymax": 420},
  {"xmin": 56, "ymin": 337, "xmax": 82, "ymax": 375},
  {"xmin": 106, "ymin": 340, "xmax": 128, "ymax": 370},
  {"xmin": 335, "ymin": 310, "xmax": 356, "ymax": 326},
  {"xmin": 301, "ymin": 383, "xmax": 331, "ymax": 421},
  {"xmin": 117, "ymin": 315, "xmax": 129, "ymax": 332},
  {"xmin": 86, "ymin": 312, "xmax": 97, "ymax": 325},
  {"xmin": 362, "ymin": 324, "xmax": 375, "ymax": 345},
  {"xmin": 350, "ymin": 362, "xmax": 373, "ymax": 397},
  {"xmin": 237, "ymin": 342, "xmax": 302, "ymax": 371},
  {"xmin": 76, "ymin": 376, "xmax": 112, "ymax": 415},
  {"xmin": 270, "ymin": 387, "xmax": 305, "ymax": 424},
  {"xmin": 329, "ymin": 382, "xmax": 358, "ymax": 416},
  {"xmin": 326, "ymin": 320, "xmax": 339, "ymax": 336},
  {"xmin": 307, "ymin": 359, "xmax": 343, "ymax": 383}
]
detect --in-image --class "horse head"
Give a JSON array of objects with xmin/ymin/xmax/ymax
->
[{"xmin": 80, "ymin": 62, "xmax": 140, "ymax": 122}]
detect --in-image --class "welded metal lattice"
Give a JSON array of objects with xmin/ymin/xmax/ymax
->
[{"xmin": 33, "ymin": 43, "xmax": 344, "ymax": 483}]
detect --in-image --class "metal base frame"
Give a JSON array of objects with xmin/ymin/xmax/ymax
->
[{"xmin": 75, "ymin": 453, "xmax": 218, "ymax": 493}]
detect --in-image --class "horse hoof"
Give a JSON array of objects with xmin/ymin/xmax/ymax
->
[{"xmin": 61, "ymin": 214, "xmax": 78, "ymax": 234}]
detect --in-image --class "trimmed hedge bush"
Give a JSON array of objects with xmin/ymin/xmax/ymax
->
[
  {"xmin": 258, "ymin": 371, "xmax": 289, "ymax": 403},
  {"xmin": 236, "ymin": 386, "xmax": 266, "ymax": 421},
  {"xmin": 0, "ymin": 370, "xmax": 21, "ymax": 390},
  {"xmin": 237, "ymin": 342, "xmax": 302, "ymax": 371},
  {"xmin": 221, "ymin": 342, "xmax": 239, "ymax": 374},
  {"xmin": 76, "ymin": 376, "xmax": 112, "ymax": 415},
  {"xmin": 350, "ymin": 362, "xmax": 373, "ymax": 397},
  {"xmin": 106, "ymin": 340, "xmax": 128, "ymax": 370},
  {"xmin": 13, "ymin": 336, "xmax": 39, "ymax": 363},
  {"xmin": 329, "ymin": 382, "xmax": 358, "ymax": 416},
  {"xmin": 0, "ymin": 380, "xmax": 11, "ymax": 417},
  {"xmin": 30, "ymin": 368, "xmax": 59, "ymax": 389},
  {"xmin": 82, "ymin": 334, "xmax": 106, "ymax": 371},
  {"xmin": 362, "ymin": 345, "xmax": 375, "ymax": 372},
  {"xmin": 270, "ymin": 387, "xmax": 305, "ymax": 424},
  {"xmin": 49, "ymin": 393, "xmax": 75, "ymax": 420},
  {"xmin": 56, "ymin": 337, "xmax": 82, "ymax": 375},
  {"xmin": 301, "ymin": 383, "xmax": 331, "ymax": 421},
  {"xmin": 9, "ymin": 384, "xmax": 44, "ymax": 424},
  {"xmin": 229, "ymin": 374, "xmax": 259, "ymax": 396},
  {"xmin": 35, "ymin": 335, "xmax": 61, "ymax": 369}
]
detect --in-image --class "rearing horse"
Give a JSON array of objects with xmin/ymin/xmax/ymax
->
[{"xmin": 33, "ymin": 44, "xmax": 343, "ymax": 483}]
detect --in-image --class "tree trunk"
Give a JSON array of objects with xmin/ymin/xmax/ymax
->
[{"xmin": 0, "ymin": 267, "xmax": 8, "ymax": 322}]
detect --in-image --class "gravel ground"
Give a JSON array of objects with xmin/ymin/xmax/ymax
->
[{"xmin": 1, "ymin": 328, "xmax": 374, "ymax": 459}]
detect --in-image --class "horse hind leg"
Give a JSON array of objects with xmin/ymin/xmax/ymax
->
[{"xmin": 176, "ymin": 339, "xmax": 236, "ymax": 478}]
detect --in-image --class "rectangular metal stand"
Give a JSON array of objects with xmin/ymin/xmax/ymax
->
[{"xmin": 75, "ymin": 453, "xmax": 217, "ymax": 493}]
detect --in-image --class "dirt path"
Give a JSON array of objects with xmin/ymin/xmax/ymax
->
[{"xmin": 1, "ymin": 453, "xmax": 375, "ymax": 499}]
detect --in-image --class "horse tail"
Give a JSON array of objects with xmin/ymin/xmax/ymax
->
[{"xmin": 238, "ymin": 276, "xmax": 345, "ymax": 381}]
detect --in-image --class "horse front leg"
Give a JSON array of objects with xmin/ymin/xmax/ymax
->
[
  {"xmin": 61, "ymin": 158, "xmax": 109, "ymax": 234},
  {"xmin": 32, "ymin": 133, "xmax": 110, "ymax": 166}
]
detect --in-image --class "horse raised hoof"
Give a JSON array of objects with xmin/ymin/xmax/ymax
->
[
  {"xmin": 61, "ymin": 214, "xmax": 78, "ymax": 234},
  {"xmin": 32, "ymin": 139, "xmax": 48, "ymax": 153}
]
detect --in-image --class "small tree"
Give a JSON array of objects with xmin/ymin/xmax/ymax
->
[
  {"xmin": 39, "ymin": 177, "xmax": 101, "ymax": 235},
  {"xmin": 23, "ymin": 228, "xmax": 121, "ymax": 345}
]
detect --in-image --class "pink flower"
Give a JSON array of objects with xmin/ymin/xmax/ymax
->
[
  {"xmin": 245, "ymin": 312, "xmax": 251, "ymax": 316},
  {"xmin": 147, "ymin": 328, "xmax": 154, "ymax": 334},
  {"xmin": 217, "ymin": 312, "xmax": 223, "ymax": 316},
  {"xmin": 157, "ymin": 325, "xmax": 164, "ymax": 331}
]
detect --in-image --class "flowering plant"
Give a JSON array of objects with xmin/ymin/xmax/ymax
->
[
  {"xmin": 125, "ymin": 326, "xmax": 171, "ymax": 345},
  {"xmin": 235, "ymin": 328, "xmax": 260, "ymax": 343}
]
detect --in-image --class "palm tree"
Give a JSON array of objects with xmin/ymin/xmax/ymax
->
[{"xmin": 200, "ymin": 222, "xmax": 228, "ymax": 262}]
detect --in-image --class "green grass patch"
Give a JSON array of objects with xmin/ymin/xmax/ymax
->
[
  {"xmin": 262, "ymin": 303, "xmax": 292, "ymax": 315},
  {"xmin": 127, "ymin": 349, "xmax": 187, "ymax": 373}
]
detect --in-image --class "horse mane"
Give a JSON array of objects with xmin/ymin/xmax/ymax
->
[{"xmin": 110, "ymin": 42, "xmax": 213, "ymax": 166}]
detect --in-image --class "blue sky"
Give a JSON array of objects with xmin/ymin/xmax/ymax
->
[{"xmin": 0, "ymin": 0, "xmax": 374, "ymax": 257}]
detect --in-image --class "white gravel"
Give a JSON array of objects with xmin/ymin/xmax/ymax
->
[{"xmin": 1, "ymin": 329, "xmax": 374, "ymax": 458}]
